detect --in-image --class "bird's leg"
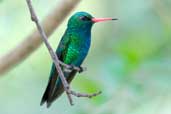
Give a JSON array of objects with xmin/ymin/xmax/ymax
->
[
  {"xmin": 59, "ymin": 60, "xmax": 87, "ymax": 73},
  {"xmin": 78, "ymin": 66, "xmax": 87, "ymax": 73},
  {"xmin": 67, "ymin": 65, "xmax": 87, "ymax": 73},
  {"xmin": 64, "ymin": 65, "xmax": 86, "ymax": 73},
  {"xmin": 61, "ymin": 64, "xmax": 74, "ymax": 73}
]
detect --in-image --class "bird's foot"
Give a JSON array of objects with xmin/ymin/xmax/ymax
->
[
  {"xmin": 64, "ymin": 67, "xmax": 72, "ymax": 73},
  {"xmin": 59, "ymin": 60, "xmax": 87, "ymax": 73},
  {"xmin": 68, "ymin": 65, "xmax": 87, "ymax": 73},
  {"xmin": 78, "ymin": 66, "xmax": 87, "ymax": 73}
]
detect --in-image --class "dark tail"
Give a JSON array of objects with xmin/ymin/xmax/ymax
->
[
  {"xmin": 40, "ymin": 73, "xmax": 58, "ymax": 108},
  {"xmin": 40, "ymin": 70, "xmax": 77, "ymax": 108}
]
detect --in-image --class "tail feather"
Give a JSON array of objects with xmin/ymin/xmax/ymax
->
[
  {"xmin": 40, "ymin": 70, "xmax": 77, "ymax": 108},
  {"xmin": 40, "ymin": 72, "xmax": 58, "ymax": 107},
  {"xmin": 40, "ymin": 63, "xmax": 76, "ymax": 108},
  {"xmin": 49, "ymin": 70, "xmax": 77, "ymax": 103},
  {"xmin": 40, "ymin": 82, "xmax": 50, "ymax": 106}
]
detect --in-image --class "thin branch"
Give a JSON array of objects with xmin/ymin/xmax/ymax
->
[
  {"xmin": 70, "ymin": 90, "xmax": 102, "ymax": 98},
  {"xmin": 0, "ymin": 0, "xmax": 81, "ymax": 75},
  {"xmin": 26, "ymin": 0, "xmax": 73, "ymax": 105},
  {"xmin": 26, "ymin": 0, "xmax": 101, "ymax": 106}
]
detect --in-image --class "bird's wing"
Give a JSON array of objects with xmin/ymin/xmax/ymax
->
[
  {"xmin": 47, "ymin": 33, "xmax": 78, "ymax": 106},
  {"xmin": 40, "ymin": 32, "xmax": 72, "ymax": 107},
  {"xmin": 56, "ymin": 32, "xmax": 71, "ymax": 61}
]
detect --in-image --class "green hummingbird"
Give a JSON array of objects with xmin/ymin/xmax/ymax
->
[{"xmin": 40, "ymin": 12, "xmax": 116, "ymax": 108}]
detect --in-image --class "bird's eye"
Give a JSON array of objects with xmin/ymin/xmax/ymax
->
[{"xmin": 79, "ymin": 16, "xmax": 91, "ymax": 21}]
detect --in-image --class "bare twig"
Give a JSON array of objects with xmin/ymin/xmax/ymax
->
[
  {"xmin": 70, "ymin": 90, "xmax": 102, "ymax": 98},
  {"xmin": 26, "ymin": 0, "xmax": 101, "ymax": 106},
  {"xmin": 26, "ymin": 0, "xmax": 73, "ymax": 105},
  {"xmin": 0, "ymin": 0, "xmax": 81, "ymax": 75}
]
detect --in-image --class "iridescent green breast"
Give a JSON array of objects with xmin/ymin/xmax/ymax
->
[{"xmin": 63, "ymin": 32, "xmax": 90, "ymax": 66}]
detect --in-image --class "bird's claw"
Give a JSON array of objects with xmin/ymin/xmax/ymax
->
[
  {"xmin": 78, "ymin": 66, "xmax": 87, "ymax": 73},
  {"xmin": 78, "ymin": 66, "xmax": 83, "ymax": 73},
  {"xmin": 63, "ymin": 64, "xmax": 87, "ymax": 73},
  {"xmin": 68, "ymin": 65, "xmax": 86, "ymax": 73}
]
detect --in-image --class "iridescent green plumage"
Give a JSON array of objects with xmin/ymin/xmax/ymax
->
[
  {"xmin": 40, "ymin": 12, "xmax": 115, "ymax": 108},
  {"xmin": 41, "ymin": 12, "xmax": 93, "ymax": 107}
]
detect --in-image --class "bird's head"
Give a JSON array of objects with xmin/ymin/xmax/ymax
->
[{"xmin": 67, "ymin": 12, "xmax": 117, "ymax": 30}]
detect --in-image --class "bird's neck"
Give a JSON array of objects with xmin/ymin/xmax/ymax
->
[{"xmin": 67, "ymin": 27, "xmax": 92, "ymax": 38}]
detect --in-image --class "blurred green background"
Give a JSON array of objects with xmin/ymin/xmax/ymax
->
[{"xmin": 0, "ymin": 0, "xmax": 171, "ymax": 114}]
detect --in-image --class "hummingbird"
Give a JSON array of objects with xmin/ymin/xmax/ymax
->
[{"xmin": 40, "ymin": 12, "xmax": 117, "ymax": 108}]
